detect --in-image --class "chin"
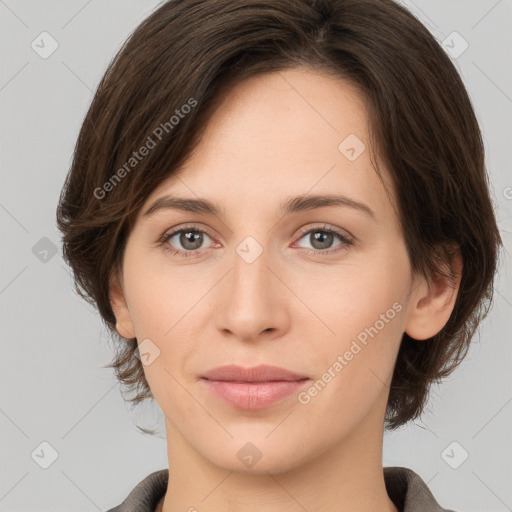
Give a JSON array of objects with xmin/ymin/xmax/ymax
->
[{"xmin": 201, "ymin": 434, "xmax": 314, "ymax": 476}]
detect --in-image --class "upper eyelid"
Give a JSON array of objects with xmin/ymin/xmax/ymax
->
[
  {"xmin": 294, "ymin": 223, "xmax": 352, "ymax": 239},
  {"xmin": 162, "ymin": 224, "xmax": 213, "ymax": 240},
  {"xmin": 162, "ymin": 223, "xmax": 353, "ymax": 246}
]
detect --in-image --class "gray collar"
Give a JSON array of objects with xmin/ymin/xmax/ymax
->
[{"xmin": 107, "ymin": 466, "xmax": 455, "ymax": 512}]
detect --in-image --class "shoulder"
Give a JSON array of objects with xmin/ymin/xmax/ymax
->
[
  {"xmin": 384, "ymin": 466, "xmax": 458, "ymax": 512},
  {"xmin": 105, "ymin": 469, "xmax": 168, "ymax": 512}
]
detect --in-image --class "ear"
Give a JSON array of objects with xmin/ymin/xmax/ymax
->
[
  {"xmin": 109, "ymin": 272, "xmax": 136, "ymax": 339},
  {"xmin": 405, "ymin": 247, "xmax": 463, "ymax": 341}
]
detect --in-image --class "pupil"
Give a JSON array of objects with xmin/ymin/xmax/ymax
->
[
  {"xmin": 312, "ymin": 231, "xmax": 332, "ymax": 249},
  {"xmin": 181, "ymin": 231, "xmax": 202, "ymax": 250}
]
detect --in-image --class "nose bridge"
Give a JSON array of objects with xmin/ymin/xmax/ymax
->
[
  {"xmin": 215, "ymin": 233, "xmax": 286, "ymax": 339},
  {"xmin": 231, "ymin": 234, "xmax": 273, "ymax": 306}
]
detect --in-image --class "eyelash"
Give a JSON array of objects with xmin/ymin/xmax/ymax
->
[{"xmin": 158, "ymin": 223, "xmax": 354, "ymax": 258}]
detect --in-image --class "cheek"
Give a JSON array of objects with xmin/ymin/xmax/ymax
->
[
  {"xmin": 294, "ymin": 251, "xmax": 409, "ymax": 348},
  {"xmin": 121, "ymin": 252, "xmax": 216, "ymax": 390},
  {"xmin": 288, "ymin": 291, "xmax": 405, "ymax": 441},
  {"xmin": 123, "ymin": 247, "xmax": 202, "ymax": 338},
  {"xmin": 292, "ymin": 246, "xmax": 410, "ymax": 401}
]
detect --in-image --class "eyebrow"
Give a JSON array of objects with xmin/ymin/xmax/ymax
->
[{"xmin": 143, "ymin": 193, "xmax": 376, "ymax": 219}]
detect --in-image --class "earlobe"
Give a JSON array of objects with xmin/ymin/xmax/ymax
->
[
  {"xmin": 109, "ymin": 273, "xmax": 136, "ymax": 339},
  {"xmin": 405, "ymin": 248, "xmax": 463, "ymax": 341}
]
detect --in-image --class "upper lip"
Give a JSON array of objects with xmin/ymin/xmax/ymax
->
[{"xmin": 201, "ymin": 364, "xmax": 309, "ymax": 382}]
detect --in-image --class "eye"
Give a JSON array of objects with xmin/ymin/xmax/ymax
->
[
  {"xmin": 159, "ymin": 225, "xmax": 215, "ymax": 258},
  {"xmin": 158, "ymin": 223, "xmax": 354, "ymax": 259},
  {"xmin": 293, "ymin": 224, "xmax": 353, "ymax": 255}
]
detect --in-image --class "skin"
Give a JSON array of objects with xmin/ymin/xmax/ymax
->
[{"xmin": 110, "ymin": 66, "xmax": 462, "ymax": 512}]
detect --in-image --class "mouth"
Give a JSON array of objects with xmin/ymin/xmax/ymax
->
[{"xmin": 200, "ymin": 364, "xmax": 311, "ymax": 410}]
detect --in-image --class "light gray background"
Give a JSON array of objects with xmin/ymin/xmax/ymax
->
[{"xmin": 1, "ymin": 1, "xmax": 511, "ymax": 511}]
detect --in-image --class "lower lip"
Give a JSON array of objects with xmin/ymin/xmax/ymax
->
[{"xmin": 201, "ymin": 378, "xmax": 310, "ymax": 410}]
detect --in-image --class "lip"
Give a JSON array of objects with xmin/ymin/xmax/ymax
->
[
  {"xmin": 201, "ymin": 364, "xmax": 309, "ymax": 382},
  {"xmin": 200, "ymin": 364, "xmax": 311, "ymax": 410}
]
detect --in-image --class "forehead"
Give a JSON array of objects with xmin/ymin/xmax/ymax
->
[
  {"xmin": 140, "ymin": 67, "xmax": 394, "ymax": 221},
  {"xmin": 186, "ymin": 66, "xmax": 370, "ymax": 169}
]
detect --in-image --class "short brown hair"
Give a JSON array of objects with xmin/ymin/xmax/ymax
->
[{"xmin": 56, "ymin": 0, "xmax": 502, "ymax": 429}]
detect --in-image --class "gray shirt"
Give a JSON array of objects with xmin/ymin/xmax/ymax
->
[{"xmin": 106, "ymin": 466, "xmax": 456, "ymax": 511}]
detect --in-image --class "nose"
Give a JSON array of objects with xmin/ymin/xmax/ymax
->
[{"xmin": 215, "ymin": 240, "xmax": 290, "ymax": 342}]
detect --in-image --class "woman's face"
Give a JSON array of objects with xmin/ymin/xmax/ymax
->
[{"xmin": 111, "ymin": 67, "xmax": 427, "ymax": 474}]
